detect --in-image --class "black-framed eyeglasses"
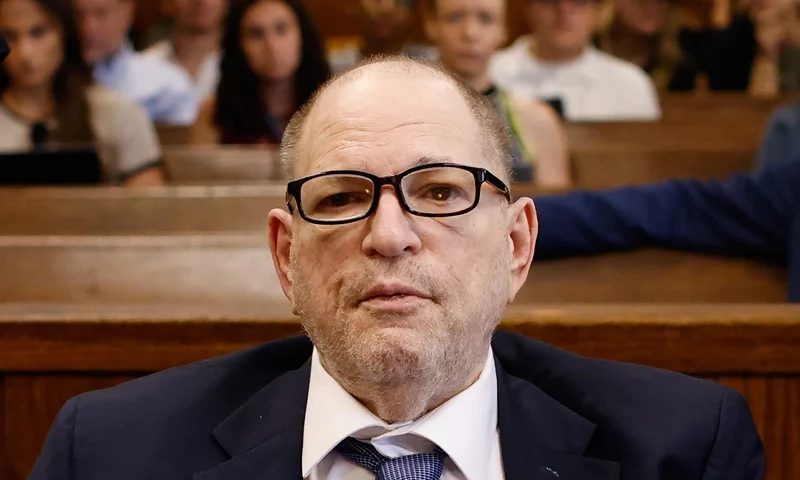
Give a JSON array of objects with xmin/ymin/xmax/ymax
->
[{"xmin": 286, "ymin": 162, "xmax": 512, "ymax": 225}]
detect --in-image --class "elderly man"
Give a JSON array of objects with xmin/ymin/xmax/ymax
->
[{"xmin": 29, "ymin": 57, "xmax": 763, "ymax": 480}]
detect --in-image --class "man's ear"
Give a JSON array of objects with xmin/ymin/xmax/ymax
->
[
  {"xmin": 506, "ymin": 197, "xmax": 537, "ymax": 303},
  {"xmin": 268, "ymin": 209, "xmax": 295, "ymax": 305}
]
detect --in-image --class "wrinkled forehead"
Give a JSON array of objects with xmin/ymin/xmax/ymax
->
[{"xmin": 295, "ymin": 71, "xmax": 486, "ymax": 179}]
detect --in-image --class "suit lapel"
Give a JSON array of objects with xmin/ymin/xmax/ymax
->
[
  {"xmin": 193, "ymin": 360, "xmax": 311, "ymax": 480},
  {"xmin": 496, "ymin": 358, "xmax": 621, "ymax": 480}
]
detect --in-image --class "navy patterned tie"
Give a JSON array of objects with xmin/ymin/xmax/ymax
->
[{"xmin": 334, "ymin": 436, "xmax": 447, "ymax": 480}]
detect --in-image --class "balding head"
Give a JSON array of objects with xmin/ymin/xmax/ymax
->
[{"xmin": 280, "ymin": 55, "xmax": 513, "ymax": 183}]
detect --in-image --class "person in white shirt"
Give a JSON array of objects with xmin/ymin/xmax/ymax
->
[
  {"xmin": 73, "ymin": 0, "xmax": 200, "ymax": 125},
  {"xmin": 489, "ymin": 0, "xmax": 661, "ymax": 121},
  {"xmin": 144, "ymin": 0, "xmax": 228, "ymax": 102}
]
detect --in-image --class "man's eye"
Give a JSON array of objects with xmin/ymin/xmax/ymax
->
[
  {"xmin": 427, "ymin": 186, "xmax": 456, "ymax": 201},
  {"xmin": 323, "ymin": 193, "xmax": 356, "ymax": 207}
]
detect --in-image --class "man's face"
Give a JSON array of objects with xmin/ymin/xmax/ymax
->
[
  {"xmin": 240, "ymin": 0, "xmax": 302, "ymax": 83},
  {"xmin": 268, "ymin": 66, "xmax": 537, "ymax": 388},
  {"xmin": 172, "ymin": 0, "xmax": 228, "ymax": 33},
  {"xmin": 361, "ymin": 0, "xmax": 412, "ymax": 41},
  {"xmin": 0, "ymin": 0, "xmax": 64, "ymax": 89},
  {"xmin": 615, "ymin": 0, "xmax": 668, "ymax": 35},
  {"xmin": 528, "ymin": 0, "xmax": 600, "ymax": 56},
  {"xmin": 427, "ymin": 0, "xmax": 508, "ymax": 79},
  {"xmin": 73, "ymin": 0, "xmax": 133, "ymax": 64}
]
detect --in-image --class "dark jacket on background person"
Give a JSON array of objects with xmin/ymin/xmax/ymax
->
[{"xmin": 534, "ymin": 162, "xmax": 800, "ymax": 301}]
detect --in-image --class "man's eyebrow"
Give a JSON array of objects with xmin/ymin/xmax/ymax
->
[{"xmin": 412, "ymin": 156, "xmax": 454, "ymax": 168}]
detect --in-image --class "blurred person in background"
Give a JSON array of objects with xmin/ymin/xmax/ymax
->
[
  {"xmin": 425, "ymin": 0, "xmax": 570, "ymax": 185},
  {"xmin": 328, "ymin": 0, "xmax": 438, "ymax": 73},
  {"xmin": 190, "ymin": 0, "xmax": 330, "ymax": 145},
  {"xmin": 73, "ymin": 0, "xmax": 199, "ymax": 125},
  {"xmin": 596, "ymin": 0, "xmax": 684, "ymax": 90},
  {"xmin": 746, "ymin": 0, "xmax": 800, "ymax": 95},
  {"xmin": 667, "ymin": 0, "xmax": 800, "ymax": 93},
  {"xmin": 145, "ymin": 0, "xmax": 228, "ymax": 102},
  {"xmin": 0, "ymin": 0, "xmax": 163, "ymax": 185},
  {"xmin": 490, "ymin": 0, "xmax": 661, "ymax": 121}
]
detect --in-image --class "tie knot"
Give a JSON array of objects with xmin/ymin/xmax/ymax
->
[{"xmin": 335, "ymin": 437, "xmax": 447, "ymax": 480}]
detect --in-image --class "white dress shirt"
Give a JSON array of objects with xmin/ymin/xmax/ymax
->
[
  {"xmin": 302, "ymin": 348, "xmax": 505, "ymax": 480},
  {"xmin": 144, "ymin": 40, "xmax": 221, "ymax": 102},
  {"xmin": 489, "ymin": 36, "xmax": 661, "ymax": 122},
  {"xmin": 93, "ymin": 42, "xmax": 199, "ymax": 126}
]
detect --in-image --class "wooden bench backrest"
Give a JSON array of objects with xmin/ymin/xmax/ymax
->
[{"xmin": 0, "ymin": 235, "xmax": 786, "ymax": 304}]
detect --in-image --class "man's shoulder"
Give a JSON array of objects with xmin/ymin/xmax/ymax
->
[
  {"xmin": 128, "ymin": 50, "xmax": 194, "ymax": 92},
  {"xmin": 493, "ymin": 330, "xmax": 734, "ymax": 429},
  {"xmin": 73, "ymin": 335, "xmax": 313, "ymax": 429}
]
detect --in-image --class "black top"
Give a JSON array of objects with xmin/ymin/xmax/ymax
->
[{"xmin": 669, "ymin": 14, "xmax": 758, "ymax": 92}]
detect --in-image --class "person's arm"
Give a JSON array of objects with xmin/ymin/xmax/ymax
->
[
  {"xmin": 105, "ymin": 91, "xmax": 165, "ymax": 186},
  {"xmin": 700, "ymin": 390, "xmax": 765, "ymax": 480},
  {"xmin": 532, "ymin": 162, "xmax": 800, "ymax": 261},
  {"xmin": 189, "ymin": 97, "xmax": 221, "ymax": 145},
  {"xmin": 511, "ymin": 96, "xmax": 571, "ymax": 188},
  {"xmin": 123, "ymin": 165, "xmax": 165, "ymax": 186},
  {"xmin": 27, "ymin": 397, "xmax": 77, "ymax": 480}
]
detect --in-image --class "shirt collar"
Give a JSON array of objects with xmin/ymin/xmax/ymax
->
[
  {"xmin": 93, "ymin": 41, "xmax": 134, "ymax": 85},
  {"xmin": 302, "ymin": 347, "xmax": 498, "ymax": 480}
]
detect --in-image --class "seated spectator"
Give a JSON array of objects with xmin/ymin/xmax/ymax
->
[
  {"xmin": 328, "ymin": 0, "xmax": 438, "ymax": 73},
  {"xmin": 0, "ymin": 0, "xmax": 163, "ymax": 185},
  {"xmin": 425, "ymin": 0, "xmax": 570, "ymax": 185},
  {"xmin": 755, "ymin": 103, "xmax": 800, "ymax": 171},
  {"xmin": 532, "ymin": 161, "xmax": 800, "ymax": 301},
  {"xmin": 596, "ymin": 0, "xmax": 682, "ymax": 90},
  {"xmin": 73, "ymin": 0, "xmax": 199, "ymax": 125},
  {"xmin": 747, "ymin": 0, "xmax": 800, "ymax": 96},
  {"xmin": 190, "ymin": 0, "xmax": 330, "ymax": 145},
  {"xmin": 144, "ymin": 0, "xmax": 228, "ymax": 102},
  {"xmin": 489, "ymin": 0, "xmax": 661, "ymax": 122}
]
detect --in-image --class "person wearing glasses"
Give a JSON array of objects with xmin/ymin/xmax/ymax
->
[
  {"xmin": 489, "ymin": 0, "xmax": 661, "ymax": 121},
  {"xmin": 0, "ymin": 0, "xmax": 163, "ymax": 185},
  {"xmin": 30, "ymin": 56, "xmax": 764, "ymax": 480}
]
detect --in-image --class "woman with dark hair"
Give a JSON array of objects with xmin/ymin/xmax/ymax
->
[
  {"xmin": 0, "ymin": 0, "xmax": 163, "ymax": 185},
  {"xmin": 190, "ymin": 0, "xmax": 331, "ymax": 145}
]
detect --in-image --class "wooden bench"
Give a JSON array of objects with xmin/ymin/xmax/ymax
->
[
  {"xmin": 1, "ymin": 303, "xmax": 798, "ymax": 480},
  {"xmin": 0, "ymin": 233, "xmax": 786, "ymax": 304},
  {"xmin": 565, "ymin": 122, "xmax": 763, "ymax": 187}
]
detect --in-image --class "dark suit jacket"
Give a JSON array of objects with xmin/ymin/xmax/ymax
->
[
  {"xmin": 29, "ymin": 331, "xmax": 763, "ymax": 480},
  {"xmin": 533, "ymin": 161, "xmax": 800, "ymax": 302}
]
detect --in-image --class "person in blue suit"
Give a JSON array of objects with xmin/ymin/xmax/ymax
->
[
  {"xmin": 534, "ymin": 161, "xmax": 800, "ymax": 302},
  {"xmin": 29, "ymin": 56, "xmax": 764, "ymax": 480}
]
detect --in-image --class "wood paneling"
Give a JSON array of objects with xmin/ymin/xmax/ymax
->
[
  {"xmin": 3, "ymin": 375, "xmax": 138, "ymax": 480},
  {"xmin": 0, "ymin": 235, "xmax": 787, "ymax": 304},
  {"xmin": 0, "ymin": 304, "xmax": 799, "ymax": 479}
]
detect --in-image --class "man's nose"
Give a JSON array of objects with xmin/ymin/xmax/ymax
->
[
  {"xmin": 462, "ymin": 17, "xmax": 481, "ymax": 41},
  {"xmin": 362, "ymin": 187, "xmax": 422, "ymax": 258}
]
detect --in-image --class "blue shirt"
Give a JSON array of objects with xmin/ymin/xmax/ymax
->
[
  {"xmin": 532, "ymin": 162, "xmax": 800, "ymax": 302},
  {"xmin": 93, "ymin": 43, "xmax": 199, "ymax": 126}
]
